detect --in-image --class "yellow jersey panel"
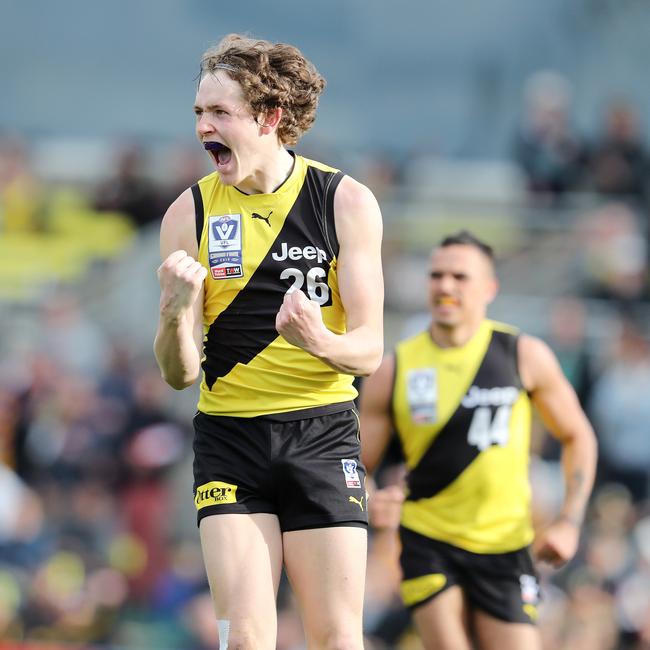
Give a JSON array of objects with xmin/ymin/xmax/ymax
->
[
  {"xmin": 393, "ymin": 320, "xmax": 534, "ymax": 553},
  {"xmin": 392, "ymin": 322, "xmax": 492, "ymax": 468},
  {"xmin": 194, "ymin": 154, "xmax": 356, "ymax": 417}
]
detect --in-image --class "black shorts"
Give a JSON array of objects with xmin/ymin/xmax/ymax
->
[
  {"xmin": 399, "ymin": 527, "xmax": 540, "ymax": 624},
  {"xmin": 192, "ymin": 406, "xmax": 368, "ymax": 532}
]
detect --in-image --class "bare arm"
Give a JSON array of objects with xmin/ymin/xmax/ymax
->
[
  {"xmin": 359, "ymin": 355, "xmax": 405, "ymax": 529},
  {"xmin": 519, "ymin": 334, "xmax": 598, "ymax": 566},
  {"xmin": 359, "ymin": 354, "xmax": 396, "ymax": 475},
  {"xmin": 153, "ymin": 188, "xmax": 207, "ymax": 390},
  {"xmin": 275, "ymin": 176, "xmax": 384, "ymax": 376}
]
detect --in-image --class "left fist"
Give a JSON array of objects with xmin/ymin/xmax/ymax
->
[{"xmin": 275, "ymin": 289, "xmax": 326, "ymax": 352}]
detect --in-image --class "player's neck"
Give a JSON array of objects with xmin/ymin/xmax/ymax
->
[
  {"xmin": 236, "ymin": 147, "xmax": 295, "ymax": 195},
  {"xmin": 430, "ymin": 320, "xmax": 483, "ymax": 349}
]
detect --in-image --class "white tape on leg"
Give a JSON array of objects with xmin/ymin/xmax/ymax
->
[{"xmin": 218, "ymin": 619, "xmax": 230, "ymax": 649}]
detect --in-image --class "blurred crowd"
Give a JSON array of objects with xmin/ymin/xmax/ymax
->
[{"xmin": 1, "ymin": 68, "xmax": 650, "ymax": 649}]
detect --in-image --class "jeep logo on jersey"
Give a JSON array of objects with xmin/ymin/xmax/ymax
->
[
  {"xmin": 194, "ymin": 480, "xmax": 238, "ymax": 509},
  {"xmin": 272, "ymin": 242, "xmax": 328, "ymax": 263},
  {"xmin": 461, "ymin": 385, "xmax": 519, "ymax": 409}
]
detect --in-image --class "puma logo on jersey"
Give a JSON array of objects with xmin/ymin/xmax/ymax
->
[
  {"xmin": 272, "ymin": 242, "xmax": 328, "ymax": 263},
  {"xmin": 252, "ymin": 211, "xmax": 272, "ymax": 227},
  {"xmin": 349, "ymin": 495, "xmax": 364, "ymax": 511}
]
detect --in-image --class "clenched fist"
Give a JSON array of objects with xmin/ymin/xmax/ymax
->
[
  {"xmin": 275, "ymin": 289, "xmax": 328, "ymax": 354},
  {"xmin": 533, "ymin": 517, "xmax": 581, "ymax": 568},
  {"xmin": 157, "ymin": 249, "xmax": 207, "ymax": 319},
  {"xmin": 368, "ymin": 485, "xmax": 405, "ymax": 530}
]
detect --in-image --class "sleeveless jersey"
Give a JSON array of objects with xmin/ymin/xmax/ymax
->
[
  {"xmin": 392, "ymin": 320, "xmax": 534, "ymax": 554},
  {"xmin": 193, "ymin": 154, "xmax": 357, "ymax": 418}
]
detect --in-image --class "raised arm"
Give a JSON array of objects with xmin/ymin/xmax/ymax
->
[
  {"xmin": 519, "ymin": 334, "xmax": 598, "ymax": 566},
  {"xmin": 154, "ymin": 188, "xmax": 207, "ymax": 390},
  {"xmin": 275, "ymin": 176, "xmax": 384, "ymax": 376}
]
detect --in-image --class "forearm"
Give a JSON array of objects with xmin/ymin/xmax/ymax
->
[
  {"xmin": 559, "ymin": 432, "xmax": 598, "ymax": 526},
  {"xmin": 154, "ymin": 313, "xmax": 202, "ymax": 389},
  {"xmin": 312, "ymin": 325, "xmax": 383, "ymax": 376}
]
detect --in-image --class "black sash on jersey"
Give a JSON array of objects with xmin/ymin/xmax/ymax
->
[
  {"xmin": 200, "ymin": 168, "xmax": 344, "ymax": 390},
  {"xmin": 405, "ymin": 330, "xmax": 520, "ymax": 501}
]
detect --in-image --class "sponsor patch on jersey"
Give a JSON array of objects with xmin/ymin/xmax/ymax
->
[
  {"xmin": 194, "ymin": 480, "xmax": 238, "ymax": 509},
  {"xmin": 406, "ymin": 368, "xmax": 437, "ymax": 423},
  {"xmin": 207, "ymin": 214, "xmax": 243, "ymax": 279},
  {"xmin": 341, "ymin": 458, "xmax": 361, "ymax": 489}
]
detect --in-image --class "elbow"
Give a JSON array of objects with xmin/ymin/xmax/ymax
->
[
  {"xmin": 161, "ymin": 371, "xmax": 197, "ymax": 391},
  {"xmin": 355, "ymin": 344, "xmax": 384, "ymax": 377}
]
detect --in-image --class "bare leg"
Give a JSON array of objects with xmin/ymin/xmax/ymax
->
[
  {"xmin": 473, "ymin": 609, "xmax": 542, "ymax": 650},
  {"xmin": 411, "ymin": 586, "xmax": 473, "ymax": 650},
  {"xmin": 283, "ymin": 526, "xmax": 367, "ymax": 650},
  {"xmin": 200, "ymin": 513, "xmax": 283, "ymax": 650}
]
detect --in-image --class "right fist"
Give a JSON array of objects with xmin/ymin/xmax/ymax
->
[
  {"xmin": 157, "ymin": 249, "xmax": 207, "ymax": 317},
  {"xmin": 368, "ymin": 485, "xmax": 405, "ymax": 530}
]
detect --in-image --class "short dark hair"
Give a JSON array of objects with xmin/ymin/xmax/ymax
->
[{"xmin": 438, "ymin": 230, "xmax": 495, "ymax": 265}]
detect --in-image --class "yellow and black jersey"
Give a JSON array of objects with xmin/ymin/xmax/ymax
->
[
  {"xmin": 392, "ymin": 320, "xmax": 534, "ymax": 554},
  {"xmin": 192, "ymin": 153, "xmax": 357, "ymax": 418}
]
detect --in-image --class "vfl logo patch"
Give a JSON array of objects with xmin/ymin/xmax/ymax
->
[
  {"xmin": 252, "ymin": 210, "xmax": 272, "ymax": 227},
  {"xmin": 348, "ymin": 495, "xmax": 364, "ymax": 511},
  {"xmin": 207, "ymin": 214, "xmax": 244, "ymax": 279},
  {"xmin": 520, "ymin": 574, "xmax": 539, "ymax": 604},
  {"xmin": 520, "ymin": 573, "xmax": 540, "ymax": 620},
  {"xmin": 407, "ymin": 368, "xmax": 437, "ymax": 424},
  {"xmin": 341, "ymin": 458, "xmax": 361, "ymax": 489},
  {"xmin": 194, "ymin": 481, "xmax": 238, "ymax": 509}
]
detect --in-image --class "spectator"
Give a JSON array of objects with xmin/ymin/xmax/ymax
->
[
  {"xmin": 93, "ymin": 143, "xmax": 161, "ymax": 229},
  {"xmin": 513, "ymin": 70, "xmax": 586, "ymax": 205},
  {"xmin": 588, "ymin": 312, "xmax": 650, "ymax": 503},
  {"xmin": 585, "ymin": 100, "xmax": 649, "ymax": 208}
]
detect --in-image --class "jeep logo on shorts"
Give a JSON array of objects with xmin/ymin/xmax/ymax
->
[{"xmin": 194, "ymin": 481, "xmax": 238, "ymax": 509}]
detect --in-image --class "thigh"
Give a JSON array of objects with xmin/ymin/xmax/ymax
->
[
  {"xmin": 461, "ymin": 546, "xmax": 541, "ymax": 626},
  {"xmin": 283, "ymin": 525, "xmax": 367, "ymax": 649},
  {"xmin": 193, "ymin": 412, "xmax": 275, "ymax": 523},
  {"xmin": 200, "ymin": 513, "xmax": 283, "ymax": 649},
  {"xmin": 399, "ymin": 527, "xmax": 460, "ymax": 609},
  {"xmin": 412, "ymin": 586, "xmax": 473, "ymax": 650},
  {"xmin": 473, "ymin": 610, "xmax": 542, "ymax": 650},
  {"xmin": 273, "ymin": 409, "xmax": 368, "ymax": 532}
]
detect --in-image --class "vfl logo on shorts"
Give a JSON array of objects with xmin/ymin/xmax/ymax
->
[
  {"xmin": 520, "ymin": 573, "xmax": 540, "ymax": 621},
  {"xmin": 194, "ymin": 481, "xmax": 238, "ymax": 509},
  {"xmin": 341, "ymin": 459, "xmax": 361, "ymax": 489}
]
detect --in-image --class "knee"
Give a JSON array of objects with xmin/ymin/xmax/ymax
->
[
  {"xmin": 222, "ymin": 634, "xmax": 257, "ymax": 650},
  {"xmin": 220, "ymin": 629, "xmax": 269, "ymax": 650},
  {"xmin": 311, "ymin": 629, "xmax": 364, "ymax": 650}
]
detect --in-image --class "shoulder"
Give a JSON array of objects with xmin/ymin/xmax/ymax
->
[
  {"xmin": 160, "ymin": 187, "xmax": 199, "ymax": 256},
  {"xmin": 396, "ymin": 330, "xmax": 430, "ymax": 354},
  {"xmin": 334, "ymin": 175, "xmax": 380, "ymax": 213},
  {"xmin": 517, "ymin": 333, "xmax": 562, "ymax": 392},
  {"xmin": 488, "ymin": 319, "xmax": 520, "ymax": 337},
  {"xmin": 333, "ymin": 176, "xmax": 382, "ymax": 238}
]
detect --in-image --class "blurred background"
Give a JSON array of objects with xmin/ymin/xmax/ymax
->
[{"xmin": 2, "ymin": 1, "xmax": 650, "ymax": 648}]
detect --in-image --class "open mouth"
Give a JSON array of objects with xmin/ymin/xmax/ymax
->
[
  {"xmin": 436, "ymin": 296, "xmax": 459, "ymax": 307},
  {"xmin": 204, "ymin": 141, "xmax": 232, "ymax": 168}
]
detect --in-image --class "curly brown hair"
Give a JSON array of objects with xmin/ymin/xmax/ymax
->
[{"xmin": 200, "ymin": 34, "xmax": 326, "ymax": 146}]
